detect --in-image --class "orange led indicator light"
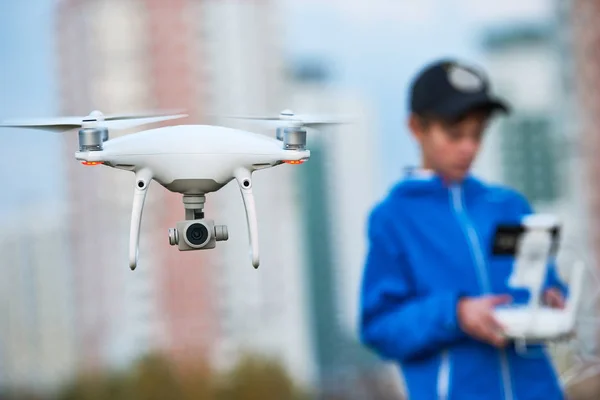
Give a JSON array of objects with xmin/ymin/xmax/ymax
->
[
  {"xmin": 284, "ymin": 160, "xmax": 305, "ymax": 165},
  {"xmin": 81, "ymin": 161, "xmax": 102, "ymax": 166}
]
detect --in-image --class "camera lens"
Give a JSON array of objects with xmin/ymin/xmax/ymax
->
[{"xmin": 185, "ymin": 222, "xmax": 209, "ymax": 246}]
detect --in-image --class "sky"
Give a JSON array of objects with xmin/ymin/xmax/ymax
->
[{"xmin": 0, "ymin": 0, "xmax": 65, "ymax": 215}]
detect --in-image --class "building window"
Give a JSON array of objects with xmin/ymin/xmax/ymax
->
[{"xmin": 500, "ymin": 114, "xmax": 559, "ymax": 205}]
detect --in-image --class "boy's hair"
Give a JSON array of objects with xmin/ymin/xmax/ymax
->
[{"xmin": 412, "ymin": 104, "xmax": 495, "ymax": 130}]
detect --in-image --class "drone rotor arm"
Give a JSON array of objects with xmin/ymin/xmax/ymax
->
[
  {"xmin": 234, "ymin": 167, "xmax": 260, "ymax": 269},
  {"xmin": 129, "ymin": 168, "xmax": 153, "ymax": 271}
]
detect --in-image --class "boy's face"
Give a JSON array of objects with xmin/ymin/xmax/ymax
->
[{"xmin": 409, "ymin": 109, "xmax": 491, "ymax": 182}]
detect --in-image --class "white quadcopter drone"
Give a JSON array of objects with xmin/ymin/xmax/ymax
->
[
  {"xmin": 491, "ymin": 214, "xmax": 585, "ymax": 346},
  {"xmin": 0, "ymin": 109, "xmax": 344, "ymax": 270}
]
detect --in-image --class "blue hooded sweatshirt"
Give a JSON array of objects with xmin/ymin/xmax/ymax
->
[{"xmin": 359, "ymin": 169, "xmax": 568, "ymax": 400}]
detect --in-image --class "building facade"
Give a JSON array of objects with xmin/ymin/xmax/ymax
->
[
  {"xmin": 567, "ymin": 0, "xmax": 600, "ymax": 270},
  {"xmin": 54, "ymin": 0, "xmax": 320, "ymax": 390},
  {"xmin": 197, "ymin": 0, "xmax": 317, "ymax": 387},
  {"xmin": 283, "ymin": 61, "xmax": 405, "ymax": 397},
  {"xmin": 0, "ymin": 204, "xmax": 77, "ymax": 396},
  {"xmin": 560, "ymin": 0, "xmax": 600, "ymax": 392},
  {"xmin": 55, "ymin": 0, "xmax": 218, "ymax": 372}
]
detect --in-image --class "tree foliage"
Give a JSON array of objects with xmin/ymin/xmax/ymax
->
[{"xmin": 56, "ymin": 352, "xmax": 309, "ymax": 400}]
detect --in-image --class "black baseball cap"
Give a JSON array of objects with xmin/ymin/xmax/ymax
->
[{"xmin": 409, "ymin": 58, "xmax": 510, "ymax": 120}]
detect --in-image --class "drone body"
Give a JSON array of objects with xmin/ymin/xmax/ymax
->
[
  {"xmin": 80, "ymin": 124, "xmax": 309, "ymax": 271},
  {"xmin": 0, "ymin": 109, "xmax": 338, "ymax": 270},
  {"xmin": 77, "ymin": 124, "xmax": 309, "ymax": 193}
]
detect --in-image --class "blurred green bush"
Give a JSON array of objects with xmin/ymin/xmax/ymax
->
[{"xmin": 55, "ymin": 352, "xmax": 310, "ymax": 400}]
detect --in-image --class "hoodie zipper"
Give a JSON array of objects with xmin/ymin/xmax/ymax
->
[
  {"xmin": 437, "ymin": 350, "xmax": 450, "ymax": 400},
  {"xmin": 449, "ymin": 184, "xmax": 513, "ymax": 400}
]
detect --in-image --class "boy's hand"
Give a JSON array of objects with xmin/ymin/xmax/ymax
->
[
  {"xmin": 543, "ymin": 288, "xmax": 565, "ymax": 309},
  {"xmin": 457, "ymin": 295, "xmax": 512, "ymax": 348}
]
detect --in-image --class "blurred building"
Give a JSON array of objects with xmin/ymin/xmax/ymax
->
[
  {"xmin": 0, "ymin": 0, "xmax": 78, "ymax": 396},
  {"xmin": 474, "ymin": 20, "xmax": 593, "ymax": 273},
  {"xmin": 563, "ymin": 0, "xmax": 600, "ymax": 374},
  {"xmin": 475, "ymin": 23, "xmax": 561, "ymax": 205},
  {"xmin": 282, "ymin": 60, "xmax": 405, "ymax": 398},
  {"xmin": 474, "ymin": 10, "xmax": 599, "ymax": 385},
  {"xmin": 55, "ymin": 0, "xmax": 321, "ymax": 390},
  {"xmin": 55, "ymin": 0, "xmax": 219, "ymax": 372},
  {"xmin": 567, "ymin": 1, "xmax": 600, "ymax": 273},
  {"xmin": 198, "ymin": 0, "xmax": 317, "ymax": 388},
  {"xmin": 0, "ymin": 204, "xmax": 77, "ymax": 396}
]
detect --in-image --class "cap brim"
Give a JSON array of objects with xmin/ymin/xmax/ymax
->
[{"xmin": 433, "ymin": 92, "xmax": 511, "ymax": 120}]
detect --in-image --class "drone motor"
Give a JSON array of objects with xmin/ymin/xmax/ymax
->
[
  {"xmin": 276, "ymin": 127, "xmax": 307, "ymax": 150},
  {"xmin": 78, "ymin": 127, "xmax": 109, "ymax": 152},
  {"xmin": 226, "ymin": 108, "xmax": 346, "ymax": 152}
]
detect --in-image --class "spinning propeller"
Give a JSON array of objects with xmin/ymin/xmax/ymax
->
[
  {"xmin": 222, "ymin": 108, "xmax": 349, "ymax": 149},
  {"xmin": 0, "ymin": 109, "xmax": 188, "ymax": 154},
  {"xmin": 223, "ymin": 109, "xmax": 349, "ymax": 128},
  {"xmin": 0, "ymin": 109, "xmax": 188, "ymax": 133}
]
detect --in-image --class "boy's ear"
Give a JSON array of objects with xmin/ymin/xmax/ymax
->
[{"xmin": 408, "ymin": 113, "xmax": 424, "ymax": 141}]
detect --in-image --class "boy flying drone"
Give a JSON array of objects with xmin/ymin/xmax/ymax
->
[{"xmin": 359, "ymin": 59, "xmax": 568, "ymax": 399}]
